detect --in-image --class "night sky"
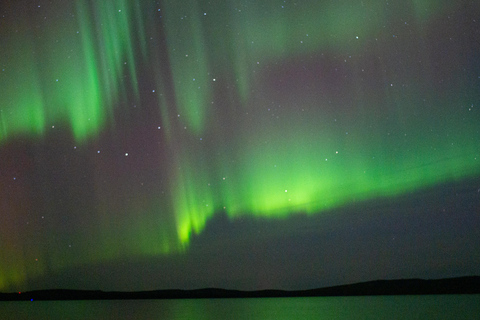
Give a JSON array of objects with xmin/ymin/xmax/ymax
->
[{"xmin": 1, "ymin": 0, "xmax": 479, "ymax": 292}]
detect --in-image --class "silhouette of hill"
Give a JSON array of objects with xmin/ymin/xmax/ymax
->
[{"xmin": 1, "ymin": 276, "xmax": 479, "ymax": 301}]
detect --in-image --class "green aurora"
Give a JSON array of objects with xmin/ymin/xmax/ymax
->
[{"xmin": 0, "ymin": 0, "xmax": 479, "ymax": 291}]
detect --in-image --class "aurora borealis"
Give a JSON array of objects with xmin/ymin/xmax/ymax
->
[{"xmin": 1, "ymin": 0, "xmax": 479, "ymax": 292}]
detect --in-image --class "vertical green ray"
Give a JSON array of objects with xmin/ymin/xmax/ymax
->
[
  {"xmin": 0, "ymin": 24, "xmax": 46, "ymax": 143},
  {"xmin": 170, "ymin": 147, "xmax": 216, "ymax": 246},
  {"xmin": 29, "ymin": 0, "xmax": 104, "ymax": 141},
  {"xmin": 164, "ymin": 0, "xmax": 212, "ymax": 134},
  {"xmin": 93, "ymin": 0, "xmax": 140, "ymax": 110}
]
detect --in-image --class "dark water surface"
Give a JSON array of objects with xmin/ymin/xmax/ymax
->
[{"xmin": 1, "ymin": 295, "xmax": 479, "ymax": 319}]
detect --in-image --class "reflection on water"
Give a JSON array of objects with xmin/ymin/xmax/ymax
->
[{"xmin": 1, "ymin": 295, "xmax": 480, "ymax": 320}]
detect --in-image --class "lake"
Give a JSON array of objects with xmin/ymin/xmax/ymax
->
[{"xmin": 1, "ymin": 295, "xmax": 479, "ymax": 319}]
